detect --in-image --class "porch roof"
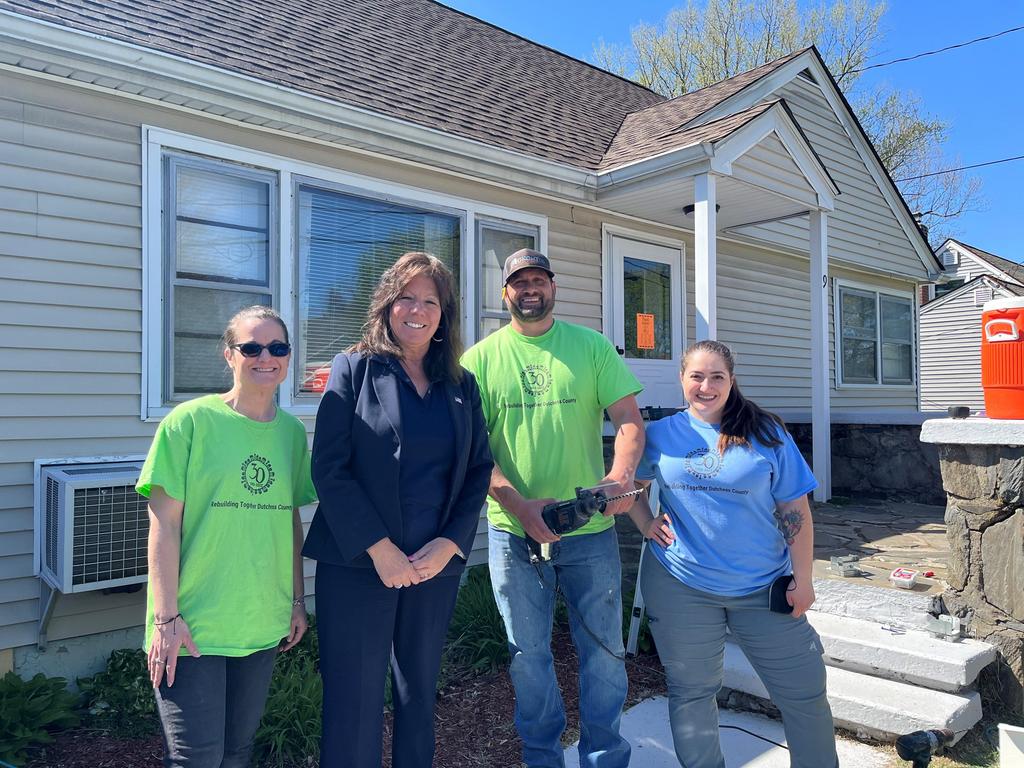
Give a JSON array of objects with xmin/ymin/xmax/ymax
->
[{"xmin": 596, "ymin": 100, "xmax": 839, "ymax": 231}]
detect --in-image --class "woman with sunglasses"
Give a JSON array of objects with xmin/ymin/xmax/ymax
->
[
  {"xmin": 137, "ymin": 305, "xmax": 316, "ymax": 767},
  {"xmin": 303, "ymin": 252, "xmax": 492, "ymax": 767}
]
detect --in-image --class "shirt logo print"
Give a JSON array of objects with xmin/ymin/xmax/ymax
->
[
  {"xmin": 519, "ymin": 364, "xmax": 552, "ymax": 397},
  {"xmin": 684, "ymin": 447, "xmax": 722, "ymax": 480},
  {"xmin": 240, "ymin": 454, "xmax": 276, "ymax": 495}
]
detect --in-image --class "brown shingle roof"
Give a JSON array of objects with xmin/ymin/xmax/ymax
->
[
  {"xmin": 599, "ymin": 50, "xmax": 808, "ymax": 170},
  {"xmin": 0, "ymin": 0, "xmax": 665, "ymax": 169},
  {"xmin": 952, "ymin": 240, "xmax": 1024, "ymax": 284},
  {"xmin": 600, "ymin": 101, "xmax": 777, "ymax": 171}
]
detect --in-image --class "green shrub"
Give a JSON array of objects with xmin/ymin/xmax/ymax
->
[
  {"xmin": 253, "ymin": 616, "xmax": 322, "ymax": 768},
  {"xmin": 445, "ymin": 566, "xmax": 509, "ymax": 672},
  {"xmin": 0, "ymin": 672, "xmax": 79, "ymax": 766},
  {"xmin": 78, "ymin": 648, "xmax": 157, "ymax": 737}
]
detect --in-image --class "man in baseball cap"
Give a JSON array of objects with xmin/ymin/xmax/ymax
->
[
  {"xmin": 502, "ymin": 248, "xmax": 555, "ymax": 284},
  {"xmin": 461, "ymin": 248, "xmax": 643, "ymax": 768}
]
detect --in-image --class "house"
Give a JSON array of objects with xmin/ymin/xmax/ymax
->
[
  {"xmin": 0, "ymin": 0, "xmax": 938, "ymax": 676},
  {"xmin": 919, "ymin": 239, "xmax": 1024, "ymax": 413}
]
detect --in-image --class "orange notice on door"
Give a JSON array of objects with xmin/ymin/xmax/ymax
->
[{"xmin": 636, "ymin": 313, "xmax": 655, "ymax": 350}]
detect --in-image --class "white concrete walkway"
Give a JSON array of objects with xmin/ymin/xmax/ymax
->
[{"xmin": 564, "ymin": 697, "xmax": 893, "ymax": 767}]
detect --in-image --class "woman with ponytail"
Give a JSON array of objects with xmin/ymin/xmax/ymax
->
[{"xmin": 628, "ymin": 340, "xmax": 837, "ymax": 768}]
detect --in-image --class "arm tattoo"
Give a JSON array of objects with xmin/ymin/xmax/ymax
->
[{"xmin": 774, "ymin": 507, "xmax": 804, "ymax": 545}]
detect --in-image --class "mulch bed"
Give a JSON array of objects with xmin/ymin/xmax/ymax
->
[{"xmin": 29, "ymin": 627, "xmax": 666, "ymax": 768}]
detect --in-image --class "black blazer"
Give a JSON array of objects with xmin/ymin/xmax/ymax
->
[{"xmin": 302, "ymin": 352, "xmax": 493, "ymax": 573}]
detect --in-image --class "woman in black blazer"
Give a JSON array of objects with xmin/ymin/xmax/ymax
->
[{"xmin": 303, "ymin": 251, "xmax": 493, "ymax": 767}]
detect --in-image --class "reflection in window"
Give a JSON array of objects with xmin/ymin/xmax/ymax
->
[
  {"xmin": 165, "ymin": 154, "xmax": 276, "ymax": 398},
  {"xmin": 296, "ymin": 186, "xmax": 460, "ymax": 394},
  {"xmin": 623, "ymin": 257, "xmax": 671, "ymax": 360}
]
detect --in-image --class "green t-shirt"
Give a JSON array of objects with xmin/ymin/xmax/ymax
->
[
  {"xmin": 137, "ymin": 395, "xmax": 316, "ymax": 657},
  {"xmin": 461, "ymin": 321, "xmax": 642, "ymax": 537}
]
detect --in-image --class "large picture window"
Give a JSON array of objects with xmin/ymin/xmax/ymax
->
[
  {"xmin": 837, "ymin": 284, "xmax": 914, "ymax": 386},
  {"xmin": 163, "ymin": 154, "xmax": 276, "ymax": 400},
  {"xmin": 296, "ymin": 184, "xmax": 461, "ymax": 395}
]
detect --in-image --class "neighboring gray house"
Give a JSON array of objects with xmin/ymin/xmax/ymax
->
[
  {"xmin": 919, "ymin": 239, "xmax": 1024, "ymax": 413},
  {"xmin": 0, "ymin": 0, "xmax": 937, "ymax": 676}
]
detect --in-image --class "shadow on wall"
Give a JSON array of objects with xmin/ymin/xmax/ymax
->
[{"xmin": 789, "ymin": 423, "xmax": 944, "ymax": 505}]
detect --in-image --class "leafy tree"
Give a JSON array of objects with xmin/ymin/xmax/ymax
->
[{"xmin": 593, "ymin": 0, "xmax": 980, "ymax": 243}]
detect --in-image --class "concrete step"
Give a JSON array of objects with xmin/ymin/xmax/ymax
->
[
  {"xmin": 812, "ymin": 577, "xmax": 939, "ymax": 631},
  {"xmin": 808, "ymin": 610, "xmax": 997, "ymax": 693},
  {"xmin": 722, "ymin": 642, "xmax": 982, "ymax": 744}
]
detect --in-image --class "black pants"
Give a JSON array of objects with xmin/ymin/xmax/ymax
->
[
  {"xmin": 154, "ymin": 647, "xmax": 278, "ymax": 768},
  {"xmin": 315, "ymin": 562, "xmax": 462, "ymax": 768}
]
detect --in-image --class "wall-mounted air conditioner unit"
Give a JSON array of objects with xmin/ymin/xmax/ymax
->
[{"xmin": 37, "ymin": 461, "xmax": 149, "ymax": 594}]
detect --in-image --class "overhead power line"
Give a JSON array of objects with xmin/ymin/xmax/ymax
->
[
  {"xmin": 895, "ymin": 154, "xmax": 1024, "ymax": 182},
  {"xmin": 850, "ymin": 24, "xmax": 1024, "ymax": 73}
]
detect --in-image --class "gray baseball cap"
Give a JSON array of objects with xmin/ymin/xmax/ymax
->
[{"xmin": 502, "ymin": 248, "xmax": 555, "ymax": 285}]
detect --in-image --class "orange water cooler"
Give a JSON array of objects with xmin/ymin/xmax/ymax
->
[{"xmin": 982, "ymin": 297, "xmax": 1024, "ymax": 419}]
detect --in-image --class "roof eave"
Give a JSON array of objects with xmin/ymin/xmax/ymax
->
[{"xmin": 0, "ymin": 9, "xmax": 602, "ymax": 195}]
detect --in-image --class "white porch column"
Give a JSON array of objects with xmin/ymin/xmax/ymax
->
[
  {"xmin": 809, "ymin": 209, "xmax": 832, "ymax": 501},
  {"xmin": 694, "ymin": 173, "xmax": 717, "ymax": 340}
]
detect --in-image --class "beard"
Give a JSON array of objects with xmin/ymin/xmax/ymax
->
[{"xmin": 507, "ymin": 294, "xmax": 553, "ymax": 324}]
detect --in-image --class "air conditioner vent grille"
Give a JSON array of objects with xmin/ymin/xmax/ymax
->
[
  {"xmin": 45, "ymin": 476, "xmax": 60, "ymax": 574},
  {"xmin": 70, "ymin": 483, "xmax": 149, "ymax": 586}
]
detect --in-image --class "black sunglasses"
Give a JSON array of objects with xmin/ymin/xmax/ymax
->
[{"xmin": 230, "ymin": 341, "xmax": 291, "ymax": 358}]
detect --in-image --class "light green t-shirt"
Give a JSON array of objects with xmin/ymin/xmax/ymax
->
[
  {"xmin": 137, "ymin": 395, "xmax": 316, "ymax": 657},
  {"xmin": 461, "ymin": 321, "xmax": 642, "ymax": 537}
]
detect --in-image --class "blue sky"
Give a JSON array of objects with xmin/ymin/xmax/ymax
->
[{"xmin": 444, "ymin": 1, "xmax": 1024, "ymax": 263}]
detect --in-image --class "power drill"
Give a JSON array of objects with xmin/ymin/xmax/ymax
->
[
  {"xmin": 526, "ymin": 485, "xmax": 643, "ymax": 563},
  {"xmin": 895, "ymin": 729, "xmax": 955, "ymax": 767}
]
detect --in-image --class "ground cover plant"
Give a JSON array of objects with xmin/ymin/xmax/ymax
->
[
  {"xmin": 77, "ymin": 648, "xmax": 157, "ymax": 738},
  {"xmin": 0, "ymin": 671, "xmax": 79, "ymax": 766}
]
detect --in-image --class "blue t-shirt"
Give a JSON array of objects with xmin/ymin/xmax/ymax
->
[{"xmin": 637, "ymin": 410, "xmax": 816, "ymax": 596}]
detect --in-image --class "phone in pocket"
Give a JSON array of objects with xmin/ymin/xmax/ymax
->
[{"xmin": 768, "ymin": 574, "xmax": 794, "ymax": 614}]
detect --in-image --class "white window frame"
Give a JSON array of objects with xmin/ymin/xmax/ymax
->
[
  {"xmin": 142, "ymin": 126, "xmax": 546, "ymax": 420},
  {"xmin": 475, "ymin": 216, "xmax": 542, "ymax": 338},
  {"xmin": 832, "ymin": 278, "xmax": 917, "ymax": 389}
]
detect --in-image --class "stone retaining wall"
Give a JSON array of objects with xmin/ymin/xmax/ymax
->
[
  {"xmin": 789, "ymin": 423, "xmax": 944, "ymax": 505},
  {"xmin": 936, "ymin": 443, "xmax": 1024, "ymax": 711}
]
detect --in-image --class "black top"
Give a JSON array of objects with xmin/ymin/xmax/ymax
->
[
  {"xmin": 303, "ymin": 352, "xmax": 493, "ymax": 573},
  {"xmin": 389, "ymin": 358, "xmax": 456, "ymax": 553}
]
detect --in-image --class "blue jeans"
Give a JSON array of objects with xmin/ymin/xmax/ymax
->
[
  {"xmin": 154, "ymin": 647, "xmax": 278, "ymax": 768},
  {"xmin": 489, "ymin": 525, "xmax": 630, "ymax": 768},
  {"xmin": 641, "ymin": 548, "xmax": 838, "ymax": 768}
]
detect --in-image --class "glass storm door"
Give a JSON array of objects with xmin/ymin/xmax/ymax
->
[{"xmin": 609, "ymin": 235, "xmax": 684, "ymax": 408}]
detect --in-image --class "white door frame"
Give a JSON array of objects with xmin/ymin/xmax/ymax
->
[{"xmin": 602, "ymin": 224, "xmax": 686, "ymax": 407}]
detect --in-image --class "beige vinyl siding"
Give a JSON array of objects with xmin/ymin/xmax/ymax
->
[
  {"xmin": 716, "ymin": 243, "xmax": 812, "ymax": 410},
  {"xmin": 829, "ymin": 266, "xmax": 920, "ymax": 412},
  {"xmin": 0, "ymin": 75, "xmax": 153, "ymax": 649},
  {"xmin": 742, "ymin": 76, "xmax": 929, "ymax": 280},
  {"xmin": 919, "ymin": 284, "xmax": 1013, "ymax": 412},
  {"xmin": 730, "ymin": 133, "xmax": 817, "ymax": 208}
]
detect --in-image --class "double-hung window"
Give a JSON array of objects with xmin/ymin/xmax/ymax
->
[
  {"xmin": 837, "ymin": 283, "xmax": 914, "ymax": 386},
  {"xmin": 163, "ymin": 154, "xmax": 277, "ymax": 399},
  {"xmin": 476, "ymin": 218, "xmax": 539, "ymax": 338}
]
